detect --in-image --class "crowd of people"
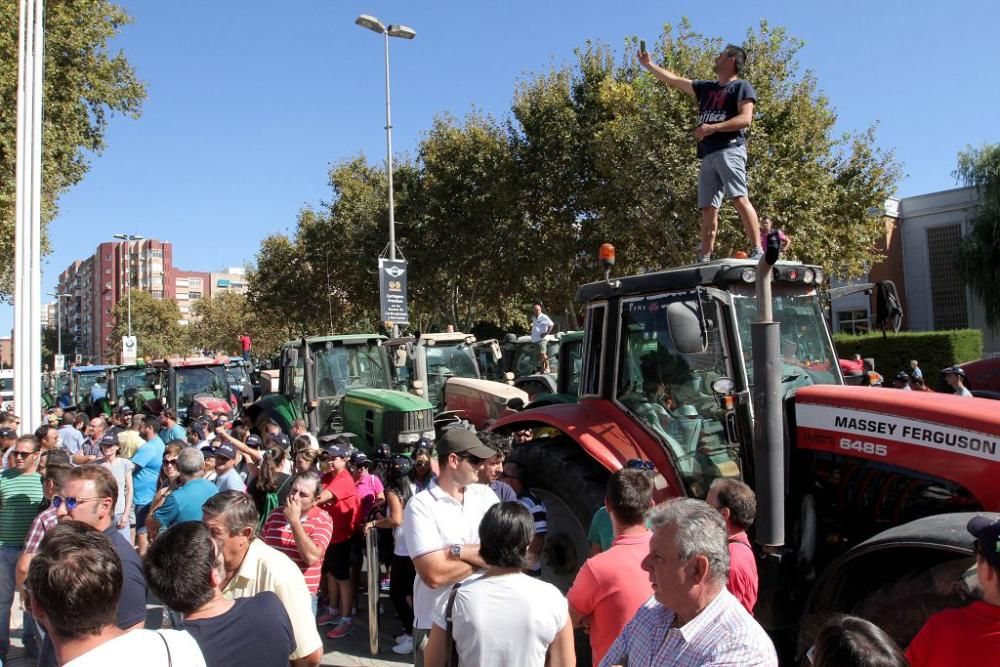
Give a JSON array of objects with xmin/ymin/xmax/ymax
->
[{"xmin": 0, "ymin": 398, "xmax": 995, "ymax": 666}]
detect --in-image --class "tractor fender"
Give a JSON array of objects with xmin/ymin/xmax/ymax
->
[
  {"xmin": 799, "ymin": 511, "xmax": 994, "ymax": 655},
  {"xmin": 490, "ymin": 398, "xmax": 686, "ymax": 501}
]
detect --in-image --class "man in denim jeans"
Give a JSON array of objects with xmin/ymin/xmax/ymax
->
[{"xmin": 0, "ymin": 435, "xmax": 44, "ymax": 661}]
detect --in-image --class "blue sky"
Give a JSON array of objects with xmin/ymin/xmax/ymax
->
[{"xmin": 6, "ymin": 0, "xmax": 998, "ymax": 333}]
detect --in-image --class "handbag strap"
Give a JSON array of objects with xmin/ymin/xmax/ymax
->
[
  {"xmin": 156, "ymin": 630, "xmax": 173, "ymax": 667},
  {"xmin": 444, "ymin": 582, "xmax": 462, "ymax": 667}
]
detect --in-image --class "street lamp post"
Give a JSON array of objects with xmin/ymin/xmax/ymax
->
[
  {"xmin": 356, "ymin": 15, "xmax": 415, "ymax": 337},
  {"xmin": 112, "ymin": 233, "xmax": 144, "ymax": 337},
  {"xmin": 47, "ymin": 291, "xmax": 71, "ymax": 357}
]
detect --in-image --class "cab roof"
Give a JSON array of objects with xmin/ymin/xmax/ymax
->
[
  {"xmin": 283, "ymin": 334, "xmax": 387, "ymax": 348},
  {"xmin": 71, "ymin": 365, "xmax": 115, "ymax": 374},
  {"xmin": 576, "ymin": 258, "xmax": 824, "ymax": 303}
]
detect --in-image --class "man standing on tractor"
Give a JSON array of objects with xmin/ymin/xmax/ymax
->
[
  {"xmin": 238, "ymin": 333, "xmax": 252, "ymax": 362},
  {"xmin": 530, "ymin": 303, "xmax": 554, "ymax": 374},
  {"xmin": 638, "ymin": 44, "xmax": 763, "ymax": 263}
]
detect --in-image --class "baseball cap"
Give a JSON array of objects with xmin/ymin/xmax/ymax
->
[
  {"xmin": 321, "ymin": 443, "xmax": 351, "ymax": 459},
  {"xmin": 436, "ymin": 429, "xmax": 496, "ymax": 460},
  {"xmin": 214, "ymin": 417, "xmax": 231, "ymax": 429},
  {"xmin": 210, "ymin": 441, "xmax": 237, "ymax": 461},
  {"xmin": 99, "ymin": 434, "xmax": 119, "ymax": 449},
  {"xmin": 0, "ymin": 427, "xmax": 16, "ymax": 440},
  {"xmin": 941, "ymin": 365, "xmax": 967, "ymax": 378},
  {"xmin": 968, "ymin": 516, "xmax": 1000, "ymax": 569},
  {"xmin": 273, "ymin": 432, "xmax": 291, "ymax": 448},
  {"xmin": 191, "ymin": 422, "xmax": 208, "ymax": 441},
  {"xmin": 894, "ymin": 371, "xmax": 910, "ymax": 382},
  {"xmin": 245, "ymin": 434, "xmax": 263, "ymax": 449},
  {"xmin": 350, "ymin": 451, "xmax": 370, "ymax": 467}
]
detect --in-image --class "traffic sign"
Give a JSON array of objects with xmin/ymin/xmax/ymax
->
[
  {"xmin": 122, "ymin": 336, "xmax": 137, "ymax": 365},
  {"xmin": 53, "ymin": 354, "xmax": 65, "ymax": 372},
  {"xmin": 378, "ymin": 259, "xmax": 409, "ymax": 326}
]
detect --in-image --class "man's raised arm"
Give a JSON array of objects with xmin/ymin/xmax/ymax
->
[{"xmin": 637, "ymin": 50, "xmax": 695, "ymax": 97}]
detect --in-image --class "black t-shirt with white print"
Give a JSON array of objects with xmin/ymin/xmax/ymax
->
[{"xmin": 692, "ymin": 79, "xmax": 757, "ymax": 158}]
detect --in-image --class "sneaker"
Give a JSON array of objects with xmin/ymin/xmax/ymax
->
[
  {"xmin": 748, "ymin": 247, "xmax": 764, "ymax": 260},
  {"xmin": 393, "ymin": 634, "xmax": 414, "ymax": 654},
  {"xmin": 316, "ymin": 609, "xmax": 342, "ymax": 626},
  {"xmin": 697, "ymin": 254, "xmax": 712, "ymax": 263},
  {"xmin": 380, "ymin": 577, "xmax": 391, "ymax": 591},
  {"xmin": 327, "ymin": 619, "xmax": 354, "ymax": 639},
  {"xmin": 394, "ymin": 632, "xmax": 409, "ymax": 643}
]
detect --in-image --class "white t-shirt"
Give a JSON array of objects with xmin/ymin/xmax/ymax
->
[
  {"xmin": 65, "ymin": 629, "xmax": 206, "ymax": 667},
  {"xmin": 403, "ymin": 480, "xmax": 500, "ymax": 629},
  {"xmin": 957, "ymin": 386, "xmax": 973, "ymax": 397},
  {"xmin": 530, "ymin": 313, "xmax": 554, "ymax": 343},
  {"xmin": 431, "ymin": 573, "xmax": 568, "ymax": 667}
]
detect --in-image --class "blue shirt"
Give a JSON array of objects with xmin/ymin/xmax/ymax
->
[
  {"xmin": 214, "ymin": 467, "xmax": 246, "ymax": 493},
  {"xmin": 58, "ymin": 425, "xmax": 84, "ymax": 455},
  {"xmin": 153, "ymin": 478, "xmax": 219, "ymax": 528},
  {"xmin": 159, "ymin": 423, "xmax": 187, "ymax": 444},
  {"xmin": 132, "ymin": 436, "xmax": 165, "ymax": 505}
]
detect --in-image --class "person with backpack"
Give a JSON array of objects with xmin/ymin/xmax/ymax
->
[
  {"xmin": 261, "ymin": 470, "xmax": 334, "ymax": 616},
  {"xmin": 247, "ymin": 445, "xmax": 291, "ymax": 523}
]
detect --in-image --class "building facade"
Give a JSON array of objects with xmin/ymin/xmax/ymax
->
[{"xmin": 210, "ymin": 267, "xmax": 248, "ymax": 296}]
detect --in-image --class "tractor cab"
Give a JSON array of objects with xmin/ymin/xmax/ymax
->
[
  {"xmin": 149, "ymin": 356, "xmax": 235, "ymax": 423},
  {"xmin": 69, "ymin": 365, "xmax": 115, "ymax": 417},
  {"xmin": 249, "ymin": 335, "xmax": 435, "ymax": 454},
  {"xmin": 109, "ymin": 364, "xmax": 158, "ymax": 414}
]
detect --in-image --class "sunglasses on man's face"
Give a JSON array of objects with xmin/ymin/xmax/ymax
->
[
  {"xmin": 626, "ymin": 458, "xmax": 655, "ymax": 471},
  {"xmin": 457, "ymin": 453, "xmax": 485, "ymax": 466},
  {"xmin": 10, "ymin": 450, "xmax": 35, "ymax": 459},
  {"xmin": 52, "ymin": 495, "xmax": 103, "ymax": 511}
]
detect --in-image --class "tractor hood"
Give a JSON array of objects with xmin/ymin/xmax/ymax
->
[
  {"xmin": 190, "ymin": 395, "xmax": 233, "ymax": 420},
  {"xmin": 345, "ymin": 387, "xmax": 434, "ymax": 412},
  {"xmin": 445, "ymin": 377, "xmax": 528, "ymax": 403}
]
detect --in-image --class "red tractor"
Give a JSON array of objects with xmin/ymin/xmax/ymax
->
[{"xmin": 491, "ymin": 246, "xmax": 1000, "ymax": 660}]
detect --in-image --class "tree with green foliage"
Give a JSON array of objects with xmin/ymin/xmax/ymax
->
[
  {"xmin": 0, "ymin": 0, "xmax": 145, "ymax": 297},
  {"xmin": 187, "ymin": 290, "xmax": 286, "ymax": 359},
  {"xmin": 110, "ymin": 290, "xmax": 186, "ymax": 360},
  {"xmin": 953, "ymin": 143, "xmax": 1000, "ymax": 331}
]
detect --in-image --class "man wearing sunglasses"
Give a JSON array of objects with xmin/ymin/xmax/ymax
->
[
  {"xmin": 0, "ymin": 435, "xmax": 44, "ymax": 662},
  {"xmin": 403, "ymin": 428, "xmax": 500, "ymax": 666},
  {"xmin": 34, "ymin": 465, "xmax": 147, "ymax": 667},
  {"xmin": 906, "ymin": 515, "xmax": 1000, "ymax": 666}
]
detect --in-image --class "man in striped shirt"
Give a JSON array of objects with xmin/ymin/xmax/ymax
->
[
  {"xmin": 261, "ymin": 470, "xmax": 333, "ymax": 614},
  {"xmin": 599, "ymin": 498, "xmax": 777, "ymax": 667},
  {"xmin": 502, "ymin": 461, "xmax": 547, "ymax": 575},
  {"xmin": 0, "ymin": 435, "xmax": 44, "ymax": 662}
]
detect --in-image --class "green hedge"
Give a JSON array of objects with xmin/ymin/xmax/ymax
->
[{"xmin": 833, "ymin": 329, "xmax": 983, "ymax": 379}]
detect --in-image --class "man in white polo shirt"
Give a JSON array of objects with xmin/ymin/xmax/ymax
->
[{"xmin": 403, "ymin": 429, "xmax": 500, "ymax": 666}]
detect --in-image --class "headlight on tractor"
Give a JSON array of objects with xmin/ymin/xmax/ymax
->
[
  {"xmin": 740, "ymin": 268, "xmax": 756, "ymax": 284},
  {"xmin": 398, "ymin": 433, "xmax": 420, "ymax": 445},
  {"xmin": 803, "ymin": 268, "xmax": 816, "ymax": 284},
  {"xmin": 421, "ymin": 430, "xmax": 435, "ymax": 441}
]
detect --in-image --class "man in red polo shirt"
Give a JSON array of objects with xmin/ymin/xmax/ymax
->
[
  {"xmin": 707, "ymin": 477, "xmax": 758, "ymax": 613},
  {"xmin": 567, "ymin": 468, "xmax": 655, "ymax": 665},
  {"xmin": 261, "ymin": 469, "xmax": 333, "ymax": 615},
  {"xmin": 315, "ymin": 441, "xmax": 359, "ymax": 639},
  {"xmin": 906, "ymin": 515, "xmax": 1000, "ymax": 666}
]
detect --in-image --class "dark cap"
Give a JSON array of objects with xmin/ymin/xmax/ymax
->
[
  {"xmin": 437, "ymin": 429, "xmax": 496, "ymax": 460},
  {"xmin": 942, "ymin": 365, "xmax": 967, "ymax": 378},
  {"xmin": 210, "ymin": 442, "xmax": 237, "ymax": 461},
  {"xmin": 214, "ymin": 417, "xmax": 231, "ymax": 429},
  {"xmin": 350, "ymin": 451, "xmax": 370, "ymax": 467},
  {"xmin": 99, "ymin": 434, "xmax": 119, "ymax": 448},
  {"xmin": 191, "ymin": 422, "xmax": 207, "ymax": 440},
  {"xmin": 0, "ymin": 427, "xmax": 16, "ymax": 440},
  {"xmin": 321, "ymin": 443, "xmax": 351, "ymax": 459},
  {"xmin": 968, "ymin": 515, "xmax": 1000, "ymax": 569},
  {"xmin": 894, "ymin": 371, "xmax": 910, "ymax": 382},
  {"xmin": 245, "ymin": 434, "xmax": 263, "ymax": 449}
]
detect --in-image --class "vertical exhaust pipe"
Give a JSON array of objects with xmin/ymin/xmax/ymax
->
[{"xmin": 751, "ymin": 233, "xmax": 784, "ymax": 548}]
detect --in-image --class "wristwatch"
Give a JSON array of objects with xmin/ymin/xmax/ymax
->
[{"xmin": 450, "ymin": 544, "xmax": 462, "ymax": 559}]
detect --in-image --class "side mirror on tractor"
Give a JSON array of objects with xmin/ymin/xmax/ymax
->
[
  {"xmin": 281, "ymin": 347, "xmax": 299, "ymax": 370},
  {"xmin": 666, "ymin": 301, "xmax": 709, "ymax": 355}
]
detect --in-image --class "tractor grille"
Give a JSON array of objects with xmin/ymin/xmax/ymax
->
[{"xmin": 382, "ymin": 408, "xmax": 434, "ymax": 444}]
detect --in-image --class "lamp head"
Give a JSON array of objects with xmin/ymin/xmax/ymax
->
[{"xmin": 355, "ymin": 14, "xmax": 385, "ymax": 34}]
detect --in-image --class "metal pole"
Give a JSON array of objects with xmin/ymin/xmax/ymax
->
[
  {"xmin": 126, "ymin": 242, "xmax": 132, "ymax": 337},
  {"xmin": 383, "ymin": 30, "xmax": 400, "ymax": 338},
  {"xmin": 56, "ymin": 298, "xmax": 62, "ymax": 356}
]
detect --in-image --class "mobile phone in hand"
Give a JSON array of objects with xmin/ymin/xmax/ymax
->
[{"xmin": 640, "ymin": 39, "xmax": 647, "ymax": 55}]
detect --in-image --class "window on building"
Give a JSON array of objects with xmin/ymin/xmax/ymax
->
[
  {"xmin": 189, "ymin": 292, "xmax": 202, "ymax": 300},
  {"xmin": 150, "ymin": 249, "xmax": 163, "ymax": 258},
  {"xmin": 152, "ymin": 290, "xmax": 163, "ymax": 299},
  {"xmin": 104, "ymin": 294, "xmax": 111, "ymax": 301},
  {"xmin": 836, "ymin": 309, "xmax": 871, "ymax": 335},
  {"xmin": 926, "ymin": 224, "xmax": 969, "ymax": 330}
]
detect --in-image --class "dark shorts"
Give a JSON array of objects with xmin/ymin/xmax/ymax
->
[
  {"xmin": 349, "ymin": 532, "xmax": 364, "ymax": 569},
  {"xmin": 323, "ymin": 538, "xmax": 352, "ymax": 581},
  {"xmin": 134, "ymin": 503, "xmax": 152, "ymax": 535}
]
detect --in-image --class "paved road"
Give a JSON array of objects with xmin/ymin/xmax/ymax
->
[{"xmin": 6, "ymin": 590, "xmax": 410, "ymax": 667}]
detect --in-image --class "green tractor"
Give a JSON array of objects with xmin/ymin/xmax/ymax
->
[
  {"xmin": 249, "ymin": 335, "xmax": 436, "ymax": 455},
  {"xmin": 521, "ymin": 331, "xmax": 585, "ymax": 407},
  {"xmin": 109, "ymin": 364, "xmax": 159, "ymax": 414}
]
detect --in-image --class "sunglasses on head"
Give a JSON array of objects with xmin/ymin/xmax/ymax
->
[{"xmin": 52, "ymin": 495, "xmax": 103, "ymax": 511}]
